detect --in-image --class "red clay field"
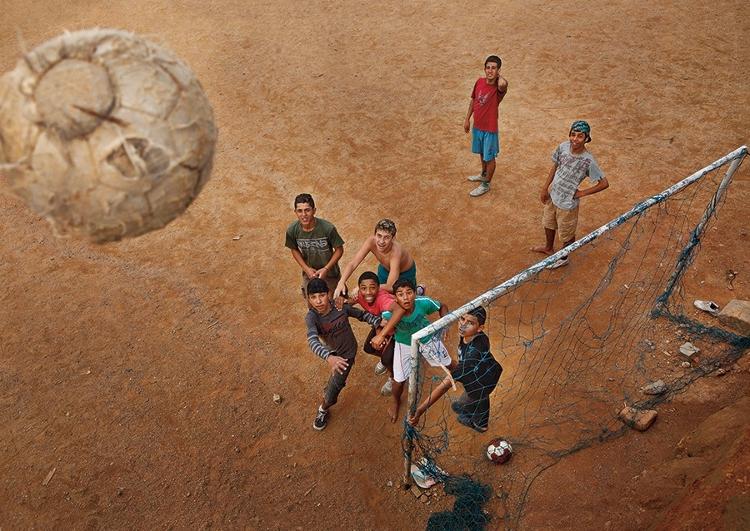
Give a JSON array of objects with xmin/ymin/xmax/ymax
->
[{"xmin": 1, "ymin": 1, "xmax": 749, "ymax": 529}]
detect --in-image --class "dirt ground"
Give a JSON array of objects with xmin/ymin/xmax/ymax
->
[{"xmin": 1, "ymin": 1, "xmax": 749, "ymax": 529}]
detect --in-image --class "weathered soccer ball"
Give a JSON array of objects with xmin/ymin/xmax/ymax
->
[
  {"xmin": 0, "ymin": 28, "xmax": 217, "ymax": 243},
  {"xmin": 486, "ymin": 438, "xmax": 512, "ymax": 464}
]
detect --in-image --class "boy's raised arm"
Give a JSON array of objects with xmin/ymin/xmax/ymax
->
[
  {"xmin": 334, "ymin": 237, "xmax": 373, "ymax": 299},
  {"xmin": 497, "ymin": 77, "xmax": 509, "ymax": 103}
]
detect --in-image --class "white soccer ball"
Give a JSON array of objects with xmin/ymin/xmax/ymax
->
[
  {"xmin": 0, "ymin": 28, "xmax": 217, "ymax": 243},
  {"xmin": 486, "ymin": 438, "xmax": 512, "ymax": 464}
]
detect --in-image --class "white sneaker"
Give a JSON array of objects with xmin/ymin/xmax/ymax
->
[
  {"xmin": 467, "ymin": 174, "xmax": 486, "ymax": 182},
  {"xmin": 546, "ymin": 256, "xmax": 569, "ymax": 269},
  {"xmin": 469, "ymin": 182, "xmax": 490, "ymax": 197},
  {"xmin": 374, "ymin": 361, "xmax": 387, "ymax": 375},
  {"xmin": 380, "ymin": 378, "xmax": 393, "ymax": 396},
  {"xmin": 693, "ymin": 300, "xmax": 720, "ymax": 316}
]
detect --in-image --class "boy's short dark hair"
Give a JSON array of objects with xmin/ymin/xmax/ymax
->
[
  {"xmin": 294, "ymin": 193, "xmax": 315, "ymax": 209},
  {"xmin": 393, "ymin": 278, "xmax": 416, "ymax": 292},
  {"xmin": 485, "ymin": 55, "xmax": 502, "ymax": 69},
  {"xmin": 468, "ymin": 306, "xmax": 487, "ymax": 326},
  {"xmin": 306, "ymin": 278, "xmax": 329, "ymax": 296},
  {"xmin": 374, "ymin": 218, "xmax": 397, "ymax": 237},
  {"xmin": 358, "ymin": 271, "xmax": 380, "ymax": 285}
]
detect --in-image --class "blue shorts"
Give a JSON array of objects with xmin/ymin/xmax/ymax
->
[
  {"xmin": 377, "ymin": 262, "xmax": 417, "ymax": 286},
  {"xmin": 471, "ymin": 128, "xmax": 500, "ymax": 162}
]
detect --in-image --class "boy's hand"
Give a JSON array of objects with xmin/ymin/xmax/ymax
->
[
  {"xmin": 334, "ymin": 295, "xmax": 346, "ymax": 310},
  {"xmin": 327, "ymin": 355, "xmax": 349, "ymax": 375},
  {"xmin": 463, "ymin": 118, "xmax": 470, "ymax": 133},
  {"xmin": 370, "ymin": 333, "xmax": 387, "ymax": 350},
  {"xmin": 333, "ymin": 282, "xmax": 349, "ymax": 301},
  {"xmin": 408, "ymin": 406, "xmax": 425, "ymax": 426},
  {"xmin": 314, "ymin": 266, "xmax": 329, "ymax": 279},
  {"xmin": 540, "ymin": 188, "xmax": 550, "ymax": 203}
]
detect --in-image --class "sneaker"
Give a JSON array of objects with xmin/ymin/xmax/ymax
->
[
  {"xmin": 546, "ymin": 256, "xmax": 569, "ymax": 270},
  {"xmin": 380, "ymin": 378, "xmax": 393, "ymax": 396},
  {"xmin": 456, "ymin": 414, "xmax": 487, "ymax": 433},
  {"xmin": 313, "ymin": 406, "xmax": 329, "ymax": 431},
  {"xmin": 374, "ymin": 361, "xmax": 387, "ymax": 376},
  {"xmin": 451, "ymin": 401, "xmax": 466, "ymax": 415},
  {"xmin": 416, "ymin": 284, "xmax": 427, "ymax": 296},
  {"xmin": 469, "ymin": 182, "xmax": 490, "ymax": 197},
  {"xmin": 467, "ymin": 174, "xmax": 487, "ymax": 182},
  {"xmin": 693, "ymin": 300, "xmax": 720, "ymax": 316}
]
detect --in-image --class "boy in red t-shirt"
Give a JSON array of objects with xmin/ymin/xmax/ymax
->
[
  {"xmin": 463, "ymin": 55, "xmax": 509, "ymax": 197},
  {"xmin": 347, "ymin": 271, "xmax": 403, "ymax": 396}
]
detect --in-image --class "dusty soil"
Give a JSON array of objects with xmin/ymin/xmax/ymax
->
[{"xmin": 1, "ymin": 1, "xmax": 748, "ymax": 529}]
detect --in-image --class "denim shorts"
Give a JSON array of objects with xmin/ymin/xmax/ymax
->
[{"xmin": 472, "ymin": 128, "xmax": 500, "ymax": 162}]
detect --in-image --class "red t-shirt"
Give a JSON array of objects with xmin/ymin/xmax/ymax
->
[
  {"xmin": 471, "ymin": 77, "xmax": 502, "ymax": 133},
  {"xmin": 356, "ymin": 289, "xmax": 395, "ymax": 316}
]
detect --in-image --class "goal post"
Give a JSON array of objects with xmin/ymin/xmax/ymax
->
[{"xmin": 403, "ymin": 145, "xmax": 748, "ymax": 484}]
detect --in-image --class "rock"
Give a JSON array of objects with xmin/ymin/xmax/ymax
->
[
  {"xmin": 679, "ymin": 342, "xmax": 700, "ymax": 360},
  {"xmin": 273, "ymin": 394, "xmax": 282, "ymax": 404},
  {"xmin": 641, "ymin": 380, "xmax": 667, "ymax": 395},
  {"xmin": 386, "ymin": 480, "xmax": 393, "ymax": 488},
  {"xmin": 681, "ymin": 361, "xmax": 691, "ymax": 368},
  {"xmin": 410, "ymin": 485, "xmax": 422, "ymax": 498},
  {"xmin": 619, "ymin": 406, "xmax": 658, "ymax": 431},
  {"xmin": 718, "ymin": 299, "xmax": 750, "ymax": 336},
  {"xmin": 716, "ymin": 368, "xmax": 727, "ymax": 377}
]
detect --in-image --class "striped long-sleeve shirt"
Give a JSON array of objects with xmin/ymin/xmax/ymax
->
[{"xmin": 305, "ymin": 303, "xmax": 381, "ymax": 360}]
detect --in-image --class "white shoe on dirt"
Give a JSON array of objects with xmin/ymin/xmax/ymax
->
[
  {"xmin": 467, "ymin": 174, "xmax": 487, "ymax": 182},
  {"xmin": 374, "ymin": 361, "xmax": 387, "ymax": 376},
  {"xmin": 469, "ymin": 182, "xmax": 490, "ymax": 197},
  {"xmin": 693, "ymin": 300, "xmax": 720, "ymax": 316},
  {"xmin": 380, "ymin": 378, "xmax": 393, "ymax": 396}
]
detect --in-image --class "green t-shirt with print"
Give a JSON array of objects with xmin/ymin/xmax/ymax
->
[{"xmin": 285, "ymin": 218, "xmax": 344, "ymax": 278}]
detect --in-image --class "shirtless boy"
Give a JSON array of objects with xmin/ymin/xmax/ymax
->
[{"xmin": 333, "ymin": 219, "xmax": 422, "ymax": 298}]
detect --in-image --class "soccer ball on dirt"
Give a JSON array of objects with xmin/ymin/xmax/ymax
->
[
  {"xmin": 0, "ymin": 28, "xmax": 217, "ymax": 243},
  {"xmin": 486, "ymin": 438, "xmax": 512, "ymax": 464}
]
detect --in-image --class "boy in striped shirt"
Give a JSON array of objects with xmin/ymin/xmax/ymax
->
[{"xmin": 305, "ymin": 278, "xmax": 381, "ymax": 430}]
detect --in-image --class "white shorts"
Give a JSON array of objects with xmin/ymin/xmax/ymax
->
[{"xmin": 392, "ymin": 335, "xmax": 451, "ymax": 383}]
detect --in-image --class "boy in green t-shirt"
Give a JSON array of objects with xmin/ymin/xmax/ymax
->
[
  {"xmin": 372, "ymin": 279, "xmax": 452, "ymax": 422},
  {"xmin": 285, "ymin": 193, "xmax": 345, "ymax": 297}
]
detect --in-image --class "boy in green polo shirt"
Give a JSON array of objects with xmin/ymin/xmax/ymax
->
[{"xmin": 372, "ymin": 279, "xmax": 452, "ymax": 422}]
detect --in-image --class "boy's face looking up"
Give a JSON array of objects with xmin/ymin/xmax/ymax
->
[
  {"xmin": 294, "ymin": 202, "xmax": 315, "ymax": 228},
  {"xmin": 394, "ymin": 285, "xmax": 416, "ymax": 311},
  {"xmin": 358, "ymin": 279, "xmax": 379, "ymax": 304},
  {"xmin": 374, "ymin": 229, "xmax": 394, "ymax": 252},
  {"xmin": 484, "ymin": 61, "xmax": 500, "ymax": 83},
  {"xmin": 458, "ymin": 313, "xmax": 482, "ymax": 339},
  {"xmin": 569, "ymin": 130, "xmax": 587, "ymax": 153},
  {"xmin": 308, "ymin": 291, "xmax": 331, "ymax": 314}
]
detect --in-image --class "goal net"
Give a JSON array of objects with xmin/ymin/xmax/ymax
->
[{"xmin": 403, "ymin": 146, "xmax": 748, "ymax": 529}]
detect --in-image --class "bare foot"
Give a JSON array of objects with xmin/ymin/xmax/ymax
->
[
  {"xmin": 388, "ymin": 402, "xmax": 400, "ymax": 423},
  {"xmin": 530, "ymin": 245, "xmax": 553, "ymax": 255}
]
